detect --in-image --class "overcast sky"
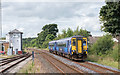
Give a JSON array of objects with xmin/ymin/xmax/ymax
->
[{"xmin": 1, "ymin": 0, "xmax": 106, "ymax": 38}]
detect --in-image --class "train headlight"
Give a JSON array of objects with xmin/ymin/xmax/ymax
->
[{"xmin": 73, "ymin": 50, "xmax": 75, "ymax": 52}]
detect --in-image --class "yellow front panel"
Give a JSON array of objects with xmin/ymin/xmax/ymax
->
[
  {"xmin": 78, "ymin": 40, "xmax": 82, "ymax": 53},
  {"xmin": 71, "ymin": 38, "xmax": 76, "ymax": 51},
  {"xmin": 72, "ymin": 46, "xmax": 76, "ymax": 50}
]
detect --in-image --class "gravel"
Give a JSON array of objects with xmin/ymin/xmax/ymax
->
[
  {"xmin": 88, "ymin": 61, "xmax": 120, "ymax": 72},
  {"xmin": 47, "ymin": 52, "xmax": 96, "ymax": 73},
  {"xmin": 45, "ymin": 51, "xmax": 120, "ymax": 73},
  {"xmin": 0, "ymin": 58, "xmax": 3, "ymax": 60},
  {"xmin": 36, "ymin": 53, "xmax": 61, "ymax": 73}
]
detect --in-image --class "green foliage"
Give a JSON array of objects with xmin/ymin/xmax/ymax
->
[
  {"xmin": 36, "ymin": 31, "xmax": 48, "ymax": 48},
  {"xmin": 42, "ymin": 24, "xmax": 58, "ymax": 36},
  {"xmin": 66, "ymin": 28, "xmax": 73, "ymax": 37},
  {"xmin": 111, "ymin": 44, "xmax": 118, "ymax": 61},
  {"xmin": 73, "ymin": 26, "xmax": 79, "ymax": 36},
  {"xmin": 23, "ymin": 24, "xmax": 58, "ymax": 48},
  {"xmin": 45, "ymin": 34, "xmax": 55, "ymax": 41},
  {"xmin": 1, "ymin": 37, "xmax": 6, "ymax": 40},
  {"xmin": 42, "ymin": 41, "xmax": 49, "ymax": 48},
  {"xmin": 99, "ymin": 1, "xmax": 120, "ymax": 36},
  {"xmin": 55, "ymin": 26, "xmax": 91, "ymax": 40},
  {"xmin": 90, "ymin": 34, "xmax": 114, "ymax": 55},
  {"xmin": 61, "ymin": 29, "xmax": 67, "ymax": 38},
  {"xmin": 36, "ymin": 24, "xmax": 58, "ymax": 48},
  {"xmin": 22, "ymin": 38, "xmax": 36, "ymax": 48},
  {"xmin": 78, "ymin": 28, "xmax": 91, "ymax": 37}
]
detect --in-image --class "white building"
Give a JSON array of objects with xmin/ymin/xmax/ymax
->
[{"xmin": 6, "ymin": 29, "xmax": 23, "ymax": 54}]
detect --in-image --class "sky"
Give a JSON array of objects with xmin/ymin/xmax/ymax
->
[{"xmin": 1, "ymin": 0, "xmax": 106, "ymax": 38}]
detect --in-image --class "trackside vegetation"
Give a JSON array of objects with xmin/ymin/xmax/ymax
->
[
  {"xmin": 87, "ymin": 34, "xmax": 118, "ymax": 68},
  {"xmin": 90, "ymin": 34, "xmax": 114, "ymax": 55},
  {"xmin": 98, "ymin": 0, "xmax": 119, "ymax": 68}
]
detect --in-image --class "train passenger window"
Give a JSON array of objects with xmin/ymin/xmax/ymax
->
[
  {"xmin": 72, "ymin": 39, "xmax": 76, "ymax": 46},
  {"xmin": 57, "ymin": 42, "xmax": 66, "ymax": 47},
  {"xmin": 49, "ymin": 43, "xmax": 54, "ymax": 46},
  {"xmin": 83, "ymin": 40, "xmax": 86, "ymax": 46}
]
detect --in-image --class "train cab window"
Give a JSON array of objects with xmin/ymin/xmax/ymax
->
[
  {"xmin": 83, "ymin": 40, "xmax": 86, "ymax": 46},
  {"xmin": 72, "ymin": 39, "xmax": 76, "ymax": 46}
]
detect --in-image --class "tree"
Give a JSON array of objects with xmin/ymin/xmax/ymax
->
[
  {"xmin": 91, "ymin": 34, "xmax": 114, "ymax": 55},
  {"xmin": 37, "ymin": 24, "xmax": 58, "ymax": 48},
  {"xmin": 74, "ymin": 26, "xmax": 79, "ymax": 36},
  {"xmin": 62, "ymin": 29, "xmax": 67, "ymax": 38},
  {"xmin": 42, "ymin": 24, "xmax": 58, "ymax": 36},
  {"xmin": 99, "ymin": 1, "xmax": 120, "ymax": 37},
  {"xmin": 42, "ymin": 41, "xmax": 49, "ymax": 48},
  {"xmin": 36, "ymin": 31, "xmax": 48, "ymax": 48},
  {"xmin": 22, "ymin": 38, "xmax": 36, "ymax": 48},
  {"xmin": 45, "ymin": 34, "xmax": 55, "ymax": 41},
  {"xmin": 79, "ymin": 28, "xmax": 91, "ymax": 37},
  {"xmin": 66, "ymin": 28, "xmax": 73, "ymax": 37}
]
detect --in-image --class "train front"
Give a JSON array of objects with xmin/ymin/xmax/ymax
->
[{"xmin": 71, "ymin": 36, "xmax": 88, "ymax": 60}]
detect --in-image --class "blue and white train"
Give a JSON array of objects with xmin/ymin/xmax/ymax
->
[{"xmin": 49, "ymin": 35, "xmax": 88, "ymax": 60}]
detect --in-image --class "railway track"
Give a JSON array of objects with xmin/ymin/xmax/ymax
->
[
  {"xmin": 76, "ymin": 61, "xmax": 120, "ymax": 73},
  {"xmin": 28, "ymin": 48, "xmax": 120, "ymax": 74},
  {"xmin": 42, "ymin": 50, "xmax": 120, "ymax": 74},
  {"xmin": 37, "ymin": 51, "xmax": 84, "ymax": 73},
  {"xmin": 0, "ymin": 53, "xmax": 31, "ymax": 73}
]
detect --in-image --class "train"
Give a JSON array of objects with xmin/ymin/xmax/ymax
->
[{"xmin": 48, "ymin": 35, "xmax": 88, "ymax": 60}]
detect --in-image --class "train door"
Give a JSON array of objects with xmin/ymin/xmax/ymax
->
[
  {"xmin": 77, "ymin": 39, "xmax": 82, "ymax": 53},
  {"xmin": 67, "ymin": 40, "xmax": 69, "ymax": 53},
  {"xmin": 55, "ymin": 42, "xmax": 57, "ymax": 51}
]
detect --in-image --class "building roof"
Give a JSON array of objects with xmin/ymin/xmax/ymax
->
[
  {"xmin": 88, "ymin": 36, "xmax": 101, "ymax": 44},
  {"xmin": 9, "ymin": 29, "xmax": 23, "ymax": 34}
]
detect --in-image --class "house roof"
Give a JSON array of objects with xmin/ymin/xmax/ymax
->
[
  {"xmin": 9, "ymin": 29, "xmax": 23, "ymax": 34},
  {"xmin": 88, "ymin": 36, "xmax": 101, "ymax": 44}
]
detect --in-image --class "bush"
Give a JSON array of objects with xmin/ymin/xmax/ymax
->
[
  {"xmin": 111, "ymin": 44, "xmax": 118, "ymax": 61},
  {"xmin": 90, "ymin": 34, "xmax": 114, "ymax": 55},
  {"xmin": 42, "ymin": 41, "xmax": 49, "ymax": 48}
]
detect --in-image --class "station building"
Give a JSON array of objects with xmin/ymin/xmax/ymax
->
[{"xmin": 0, "ymin": 29, "xmax": 23, "ymax": 54}]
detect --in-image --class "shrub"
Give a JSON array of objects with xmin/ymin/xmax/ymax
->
[
  {"xmin": 111, "ymin": 44, "xmax": 118, "ymax": 61},
  {"xmin": 90, "ymin": 34, "xmax": 114, "ymax": 55},
  {"xmin": 42, "ymin": 41, "xmax": 49, "ymax": 48}
]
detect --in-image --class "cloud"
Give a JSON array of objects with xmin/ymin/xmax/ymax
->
[
  {"xmin": 2, "ymin": 2, "xmax": 106, "ymax": 38},
  {"xmin": 2, "ymin": 0, "xmax": 105, "ymax": 2}
]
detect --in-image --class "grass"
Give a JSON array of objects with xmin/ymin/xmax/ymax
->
[
  {"xmin": 18, "ymin": 60, "xmax": 35, "ymax": 73},
  {"xmin": 38, "ymin": 48, "xmax": 49, "ymax": 51},
  {"xmin": 87, "ymin": 54, "xmax": 118, "ymax": 69},
  {"xmin": 18, "ymin": 58, "xmax": 41, "ymax": 73},
  {"xmin": 0, "ymin": 54, "xmax": 15, "ymax": 58}
]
